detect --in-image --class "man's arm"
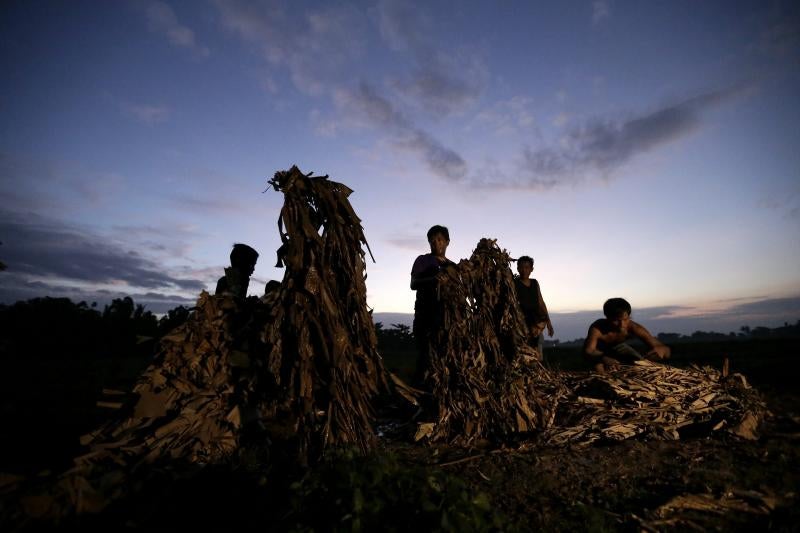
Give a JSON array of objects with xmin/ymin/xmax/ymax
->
[
  {"xmin": 583, "ymin": 327, "xmax": 619, "ymax": 372},
  {"xmin": 410, "ymin": 256, "xmax": 435, "ymax": 290},
  {"xmin": 630, "ymin": 321, "xmax": 671, "ymax": 361}
]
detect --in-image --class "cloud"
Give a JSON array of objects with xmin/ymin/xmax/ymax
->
[
  {"xmin": 504, "ymin": 86, "xmax": 744, "ymax": 190},
  {"xmin": 385, "ymin": 236, "xmax": 425, "ymax": 251},
  {"xmin": 533, "ymin": 296, "xmax": 800, "ymax": 341},
  {"xmin": 0, "ymin": 210, "xmax": 206, "ymax": 296},
  {"xmin": 751, "ymin": 4, "xmax": 800, "ymax": 61},
  {"xmin": 214, "ymin": 0, "xmax": 367, "ymax": 95},
  {"xmin": 110, "ymin": 223, "xmax": 204, "ymax": 258},
  {"xmin": 376, "ymin": 0, "xmax": 486, "ymax": 117},
  {"xmin": 716, "ymin": 296, "xmax": 800, "ymax": 319},
  {"xmin": 373, "ymin": 296, "xmax": 800, "ymax": 342},
  {"xmin": 334, "ymin": 83, "xmax": 467, "ymax": 181},
  {"xmin": 0, "ymin": 272, "xmax": 197, "ymax": 313},
  {"xmin": 472, "ymin": 96, "xmax": 536, "ymax": 136},
  {"xmin": 169, "ymin": 193, "xmax": 251, "ymax": 214},
  {"xmin": 393, "ymin": 55, "xmax": 487, "ymax": 118},
  {"xmin": 759, "ymin": 189, "xmax": 800, "ymax": 220},
  {"xmin": 145, "ymin": 1, "xmax": 210, "ymax": 58},
  {"xmin": 552, "ymin": 112, "xmax": 570, "ymax": 127},
  {"xmin": 0, "ymin": 151, "xmax": 126, "ymax": 211},
  {"xmin": 592, "ymin": 1, "xmax": 610, "ymax": 26},
  {"xmin": 121, "ymin": 101, "xmax": 171, "ymax": 124}
]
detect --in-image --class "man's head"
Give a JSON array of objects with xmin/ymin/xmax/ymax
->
[
  {"xmin": 517, "ymin": 255, "xmax": 534, "ymax": 279},
  {"xmin": 426, "ymin": 225, "xmax": 450, "ymax": 257},
  {"xmin": 230, "ymin": 243, "xmax": 259, "ymax": 275},
  {"xmin": 603, "ymin": 297, "xmax": 632, "ymax": 331}
]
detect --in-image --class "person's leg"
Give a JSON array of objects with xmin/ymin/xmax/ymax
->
[{"xmin": 412, "ymin": 318, "xmax": 431, "ymax": 387}]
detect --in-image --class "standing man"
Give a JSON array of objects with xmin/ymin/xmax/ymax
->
[
  {"xmin": 410, "ymin": 225, "xmax": 454, "ymax": 387},
  {"xmin": 514, "ymin": 255, "xmax": 554, "ymax": 356}
]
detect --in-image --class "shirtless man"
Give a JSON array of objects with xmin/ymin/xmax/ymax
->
[{"xmin": 583, "ymin": 297, "xmax": 670, "ymax": 373}]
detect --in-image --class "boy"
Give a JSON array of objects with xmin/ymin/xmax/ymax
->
[
  {"xmin": 514, "ymin": 255, "xmax": 554, "ymax": 355},
  {"xmin": 215, "ymin": 243, "xmax": 259, "ymax": 299},
  {"xmin": 583, "ymin": 297, "xmax": 670, "ymax": 373},
  {"xmin": 410, "ymin": 225, "xmax": 454, "ymax": 386}
]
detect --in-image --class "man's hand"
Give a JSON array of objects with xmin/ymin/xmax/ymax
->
[
  {"xmin": 646, "ymin": 345, "xmax": 671, "ymax": 361},
  {"xmin": 601, "ymin": 356, "xmax": 620, "ymax": 369}
]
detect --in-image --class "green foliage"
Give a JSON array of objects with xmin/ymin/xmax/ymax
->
[
  {"xmin": 375, "ymin": 323, "xmax": 415, "ymax": 352},
  {"xmin": 286, "ymin": 448, "xmax": 509, "ymax": 532}
]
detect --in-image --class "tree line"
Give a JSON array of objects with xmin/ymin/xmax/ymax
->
[
  {"xmin": 0, "ymin": 296, "xmax": 190, "ymax": 360},
  {"xmin": 1, "ymin": 297, "xmax": 797, "ymax": 361}
]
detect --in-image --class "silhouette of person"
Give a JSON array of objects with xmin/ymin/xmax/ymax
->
[
  {"xmin": 410, "ymin": 225, "xmax": 454, "ymax": 387},
  {"xmin": 514, "ymin": 255, "xmax": 554, "ymax": 356},
  {"xmin": 583, "ymin": 297, "xmax": 671, "ymax": 373},
  {"xmin": 264, "ymin": 280, "xmax": 281, "ymax": 295},
  {"xmin": 215, "ymin": 243, "xmax": 259, "ymax": 299}
]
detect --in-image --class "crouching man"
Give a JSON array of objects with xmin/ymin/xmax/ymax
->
[{"xmin": 583, "ymin": 297, "xmax": 670, "ymax": 373}]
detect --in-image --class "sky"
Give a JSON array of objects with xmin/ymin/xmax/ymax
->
[{"xmin": 1, "ymin": 0, "xmax": 799, "ymax": 340}]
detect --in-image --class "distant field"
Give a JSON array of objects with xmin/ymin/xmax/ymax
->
[
  {"xmin": 382, "ymin": 337, "xmax": 799, "ymax": 387},
  {"xmin": 545, "ymin": 337, "xmax": 798, "ymax": 386}
]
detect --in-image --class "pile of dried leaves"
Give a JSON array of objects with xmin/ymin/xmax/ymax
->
[
  {"xmin": 543, "ymin": 360, "xmax": 767, "ymax": 446},
  {"xmin": 4, "ymin": 166, "xmax": 388, "ymax": 521},
  {"xmin": 415, "ymin": 238, "xmax": 767, "ymax": 449},
  {"xmin": 416, "ymin": 238, "xmax": 568, "ymax": 445}
]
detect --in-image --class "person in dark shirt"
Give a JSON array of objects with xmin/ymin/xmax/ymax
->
[
  {"xmin": 514, "ymin": 255, "xmax": 554, "ymax": 356},
  {"xmin": 583, "ymin": 297, "xmax": 670, "ymax": 373},
  {"xmin": 215, "ymin": 243, "xmax": 259, "ymax": 299},
  {"xmin": 410, "ymin": 225, "xmax": 454, "ymax": 386}
]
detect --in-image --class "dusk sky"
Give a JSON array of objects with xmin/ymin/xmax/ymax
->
[{"xmin": 1, "ymin": 1, "xmax": 798, "ymax": 340}]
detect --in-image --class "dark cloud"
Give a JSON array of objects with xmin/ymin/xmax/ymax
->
[
  {"xmin": 716, "ymin": 296, "xmax": 800, "ymax": 318},
  {"xmin": 506, "ymin": 87, "xmax": 744, "ymax": 190},
  {"xmin": 0, "ymin": 210, "xmax": 206, "ymax": 295},
  {"xmin": 377, "ymin": 0, "xmax": 486, "ymax": 117},
  {"xmin": 0, "ymin": 150, "xmax": 125, "ymax": 210},
  {"xmin": 339, "ymin": 83, "xmax": 467, "ymax": 181},
  {"xmin": 752, "ymin": 4, "xmax": 800, "ymax": 62},
  {"xmin": 214, "ymin": 0, "xmax": 367, "ymax": 95},
  {"xmin": 0, "ymin": 272, "xmax": 197, "ymax": 313},
  {"xmin": 144, "ymin": 0, "xmax": 210, "ymax": 58},
  {"xmin": 375, "ymin": 296, "xmax": 800, "ymax": 342}
]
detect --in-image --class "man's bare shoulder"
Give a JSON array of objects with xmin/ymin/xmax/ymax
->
[{"xmin": 629, "ymin": 320, "xmax": 651, "ymax": 337}]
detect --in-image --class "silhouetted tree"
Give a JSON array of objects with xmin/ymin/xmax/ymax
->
[{"xmin": 157, "ymin": 305, "xmax": 191, "ymax": 336}]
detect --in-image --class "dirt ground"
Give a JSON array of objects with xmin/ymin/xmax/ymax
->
[
  {"xmin": 2, "ymin": 341, "xmax": 799, "ymax": 531},
  {"xmin": 385, "ymin": 388, "xmax": 800, "ymax": 531}
]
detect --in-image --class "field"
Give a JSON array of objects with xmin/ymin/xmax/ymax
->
[{"xmin": 1, "ymin": 337, "xmax": 798, "ymax": 531}]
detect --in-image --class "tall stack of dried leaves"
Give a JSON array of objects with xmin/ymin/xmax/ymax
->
[
  {"xmin": 4, "ymin": 166, "xmax": 388, "ymax": 521},
  {"xmin": 417, "ymin": 238, "xmax": 568, "ymax": 445},
  {"xmin": 264, "ymin": 166, "xmax": 388, "ymax": 458}
]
